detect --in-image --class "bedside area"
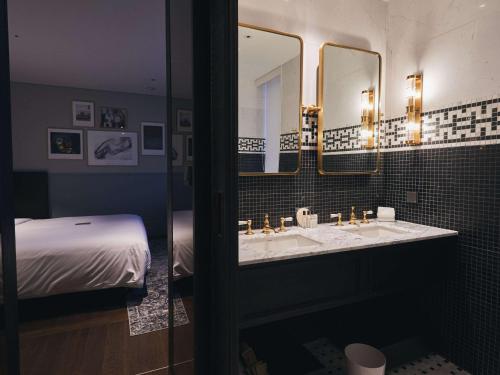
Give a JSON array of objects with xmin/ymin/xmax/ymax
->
[{"xmin": 239, "ymin": 221, "xmax": 457, "ymax": 328}]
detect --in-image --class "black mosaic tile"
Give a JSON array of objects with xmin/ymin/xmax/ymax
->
[
  {"xmin": 383, "ymin": 144, "xmax": 500, "ymax": 375},
  {"xmin": 239, "ymin": 153, "xmax": 265, "ymax": 173},
  {"xmin": 239, "ymin": 150, "xmax": 383, "ymax": 228}
]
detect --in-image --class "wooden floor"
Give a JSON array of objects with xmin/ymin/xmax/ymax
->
[{"xmin": 1, "ymin": 297, "xmax": 193, "ymax": 375}]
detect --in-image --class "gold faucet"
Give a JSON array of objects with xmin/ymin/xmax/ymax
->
[
  {"xmin": 245, "ymin": 219, "xmax": 254, "ymax": 235},
  {"xmin": 361, "ymin": 210, "xmax": 373, "ymax": 224},
  {"xmin": 262, "ymin": 214, "xmax": 273, "ymax": 235},
  {"xmin": 278, "ymin": 217, "xmax": 287, "ymax": 232},
  {"xmin": 349, "ymin": 206, "xmax": 357, "ymax": 225},
  {"xmin": 336, "ymin": 213, "xmax": 343, "ymax": 226},
  {"xmin": 238, "ymin": 219, "xmax": 255, "ymax": 235},
  {"xmin": 330, "ymin": 213, "xmax": 344, "ymax": 226}
]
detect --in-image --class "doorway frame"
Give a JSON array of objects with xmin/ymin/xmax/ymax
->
[
  {"xmin": 0, "ymin": 0, "xmax": 21, "ymax": 373},
  {"xmin": 192, "ymin": 0, "xmax": 240, "ymax": 373}
]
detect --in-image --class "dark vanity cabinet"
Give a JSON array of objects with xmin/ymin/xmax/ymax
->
[{"xmin": 239, "ymin": 237, "xmax": 456, "ymax": 328}]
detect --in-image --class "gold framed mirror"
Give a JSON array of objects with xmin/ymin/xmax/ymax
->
[
  {"xmin": 318, "ymin": 43, "xmax": 381, "ymax": 175},
  {"xmin": 238, "ymin": 23, "xmax": 303, "ymax": 176}
]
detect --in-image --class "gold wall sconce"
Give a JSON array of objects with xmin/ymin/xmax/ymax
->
[
  {"xmin": 405, "ymin": 73, "xmax": 423, "ymax": 145},
  {"xmin": 360, "ymin": 88, "xmax": 375, "ymax": 149}
]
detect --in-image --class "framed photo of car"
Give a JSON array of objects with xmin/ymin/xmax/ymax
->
[{"xmin": 87, "ymin": 130, "xmax": 138, "ymax": 166}]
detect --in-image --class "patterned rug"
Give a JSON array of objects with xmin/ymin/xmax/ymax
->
[
  {"xmin": 304, "ymin": 338, "xmax": 470, "ymax": 375},
  {"xmin": 127, "ymin": 244, "xmax": 190, "ymax": 336}
]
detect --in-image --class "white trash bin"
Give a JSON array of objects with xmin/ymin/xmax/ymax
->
[{"xmin": 345, "ymin": 343, "xmax": 386, "ymax": 375}]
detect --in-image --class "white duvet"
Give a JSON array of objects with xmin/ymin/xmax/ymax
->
[
  {"xmin": 173, "ymin": 210, "xmax": 194, "ymax": 279},
  {"xmin": 3, "ymin": 214, "xmax": 151, "ymax": 300}
]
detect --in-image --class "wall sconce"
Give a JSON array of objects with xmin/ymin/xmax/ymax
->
[
  {"xmin": 360, "ymin": 89, "xmax": 375, "ymax": 149},
  {"xmin": 405, "ymin": 73, "xmax": 423, "ymax": 145},
  {"xmin": 302, "ymin": 104, "xmax": 321, "ymax": 116}
]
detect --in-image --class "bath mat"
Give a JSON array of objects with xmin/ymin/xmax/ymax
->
[{"xmin": 127, "ymin": 244, "xmax": 189, "ymax": 336}]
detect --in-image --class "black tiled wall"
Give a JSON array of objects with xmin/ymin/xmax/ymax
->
[
  {"xmin": 239, "ymin": 100, "xmax": 500, "ymax": 375},
  {"xmin": 383, "ymin": 145, "xmax": 500, "ymax": 375},
  {"xmin": 239, "ymin": 150, "xmax": 383, "ymax": 230},
  {"xmin": 322, "ymin": 153, "xmax": 378, "ymax": 173},
  {"xmin": 278, "ymin": 152, "xmax": 299, "ymax": 173},
  {"xmin": 238, "ymin": 153, "xmax": 265, "ymax": 173},
  {"xmin": 238, "ymin": 152, "xmax": 300, "ymax": 174}
]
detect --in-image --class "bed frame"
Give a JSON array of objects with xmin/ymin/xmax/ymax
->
[
  {"xmin": 10, "ymin": 171, "xmax": 150, "ymax": 321},
  {"xmin": 13, "ymin": 171, "xmax": 50, "ymax": 219}
]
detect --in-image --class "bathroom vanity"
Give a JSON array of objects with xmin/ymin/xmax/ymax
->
[
  {"xmin": 239, "ymin": 221, "xmax": 457, "ymax": 328},
  {"xmin": 235, "ymin": 20, "xmax": 459, "ymax": 352}
]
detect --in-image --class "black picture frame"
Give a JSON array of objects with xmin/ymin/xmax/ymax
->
[
  {"xmin": 100, "ymin": 107, "xmax": 128, "ymax": 129},
  {"xmin": 141, "ymin": 122, "xmax": 165, "ymax": 156}
]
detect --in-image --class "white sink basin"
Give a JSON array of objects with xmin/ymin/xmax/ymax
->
[
  {"xmin": 243, "ymin": 234, "xmax": 322, "ymax": 252},
  {"xmin": 339, "ymin": 224, "xmax": 410, "ymax": 238}
]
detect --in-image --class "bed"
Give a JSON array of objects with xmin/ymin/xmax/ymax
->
[
  {"xmin": 173, "ymin": 210, "xmax": 194, "ymax": 279},
  {"xmin": 5, "ymin": 214, "xmax": 151, "ymax": 300}
]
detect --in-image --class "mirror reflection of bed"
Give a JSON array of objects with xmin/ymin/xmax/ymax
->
[{"xmin": 173, "ymin": 210, "xmax": 194, "ymax": 281}]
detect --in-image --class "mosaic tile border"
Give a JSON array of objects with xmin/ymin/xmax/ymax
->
[
  {"xmin": 309, "ymin": 97, "xmax": 500, "ymax": 153},
  {"xmin": 323, "ymin": 125, "xmax": 363, "ymax": 152},
  {"xmin": 238, "ymin": 137, "xmax": 265, "ymax": 153},
  {"xmin": 280, "ymin": 132, "xmax": 300, "ymax": 151},
  {"xmin": 238, "ymin": 97, "xmax": 500, "ymax": 154},
  {"xmin": 238, "ymin": 133, "xmax": 300, "ymax": 153},
  {"xmin": 302, "ymin": 113, "xmax": 319, "ymax": 150}
]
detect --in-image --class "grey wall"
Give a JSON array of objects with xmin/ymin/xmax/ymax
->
[
  {"xmin": 11, "ymin": 82, "xmax": 168, "ymax": 173},
  {"xmin": 48, "ymin": 172, "xmax": 191, "ymax": 237},
  {"xmin": 10, "ymin": 82, "xmax": 192, "ymax": 237}
]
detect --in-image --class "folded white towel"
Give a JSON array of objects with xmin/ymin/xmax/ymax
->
[{"xmin": 377, "ymin": 207, "xmax": 395, "ymax": 222}]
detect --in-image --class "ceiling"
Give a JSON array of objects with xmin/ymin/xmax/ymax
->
[{"xmin": 7, "ymin": 0, "xmax": 193, "ymax": 98}]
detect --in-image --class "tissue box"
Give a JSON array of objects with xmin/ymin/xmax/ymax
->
[{"xmin": 377, "ymin": 207, "xmax": 395, "ymax": 222}]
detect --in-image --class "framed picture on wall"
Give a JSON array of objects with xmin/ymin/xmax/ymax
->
[
  {"xmin": 72, "ymin": 101, "xmax": 94, "ymax": 127},
  {"xmin": 176, "ymin": 109, "xmax": 192, "ymax": 132},
  {"xmin": 172, "ymin": 134, "xmax": 183, "ymax": 167},
  {"xmin": 185, "ymin": 135, "xmax": 193, "ymax": 163},
  {"xmin": 100, "ymin": 107, "xmax": 128, "ymax": 129},
  {"xmin": 141, "ymin": 122, "xmax": 165, "ymax": 156},
  {"xmin": 87, "ymin": 130, "xmax": 138, "ymax": 166},
  {"xmin": 48, "ymin": 128, "xmax": 84, "ymax": 160}
]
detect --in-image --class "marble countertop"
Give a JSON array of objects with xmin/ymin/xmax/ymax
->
[{"xmin": 239, "ymin": 220, "xmax": 458, "ymax": 266}]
